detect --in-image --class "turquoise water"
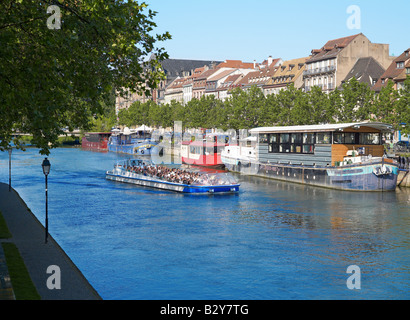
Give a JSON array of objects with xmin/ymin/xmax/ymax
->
[{"xmin": 0, "ymin": 147, "xmax": 409, "ymax": 299}]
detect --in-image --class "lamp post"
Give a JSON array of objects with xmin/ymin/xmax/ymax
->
[
  {"xmin": 42, "ymin": 158, "xmax": 51, "ymax": 244},
  {"xmin": 8, "ymin": 148, "xmax": 12, "ymax": 192}
]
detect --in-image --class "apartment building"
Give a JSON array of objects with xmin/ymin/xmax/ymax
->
[{"xmin": 303, "ymin": 33, "xmax": 393, "ymax": 92}]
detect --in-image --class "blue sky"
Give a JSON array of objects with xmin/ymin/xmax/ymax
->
[{"xmin": 148, "ymin": 0, "xmax": 409, "ymax": 63}]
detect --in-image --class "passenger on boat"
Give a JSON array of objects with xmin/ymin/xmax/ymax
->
[{"xmin": 126, "ymin": 164, "xmax": 205, "ymax": 185}]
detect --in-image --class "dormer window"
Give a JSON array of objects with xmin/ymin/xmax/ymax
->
[
  {"xmin": 381, "ymin": 79, "xmax": 385, "ymax": 84},
  {"xmin": 397, "ymin": 62, "xmax": 404, "ymax": 69}
]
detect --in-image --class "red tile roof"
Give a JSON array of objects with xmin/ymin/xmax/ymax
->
[
  {"xmin": 306, "ymin": 33, "xmax": 362, "ymax": 63},
  {"xmin": 216, "ymin": 60, "xmax": 255, "ymax": 69},
  {"xmin": 372, "ymin": 48, "xmax": 410, "ymax": 91}
]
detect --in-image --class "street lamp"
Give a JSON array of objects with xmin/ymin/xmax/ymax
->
[
  {"xmin": 8, "ymin": 148, "xmax": 12, "ymax": 192},
  {"xmin": 42, "ymin": 158, "xmax": 51, "ymax": 244}
]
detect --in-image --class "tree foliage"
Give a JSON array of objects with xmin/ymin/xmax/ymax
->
[
  {"xmin": 0, "ymin": 0, "xmax": 171, "ymax": 154},
  {"xmin": 118, "ymin": 76, "xmax": 410, "ymax": 134}
]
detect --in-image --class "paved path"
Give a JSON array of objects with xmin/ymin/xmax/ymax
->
[{"xmin": 0, "ymin": 183, "xmax": 101, "ymax": 300}]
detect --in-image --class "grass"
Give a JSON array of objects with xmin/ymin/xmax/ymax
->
[
  {"xmin": 1, "ymin": 243, "xmax": 41, "ymax": 300},
  {"xmin": 0, "ymin": 211, "xmax": 40, "ymax": 300},
  {"xmin": 0, "ymin": 210, "xmax": 12, "ymax": 239}
]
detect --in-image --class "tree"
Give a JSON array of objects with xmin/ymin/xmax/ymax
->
[
  {"xmin": 0, "ymin": 0, "xmax": 171, "ymax": 154},
  {"xmin": 307, "ymin": 86, "xmax": 334, "ymax": 124},
  {"xmin": 334, "ymin": 77, "xmax": 374, "ymax": 122},
  {"xmin": 397, "ymin": 76, "xmax": 410, "ymax": 135},
  {"xmin": 372, "ymin": 80, "xmax": 399, "ymax": 126}
]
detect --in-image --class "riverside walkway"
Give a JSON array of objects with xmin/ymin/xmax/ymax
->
[{"xmin": 0, "ymin": 182, "xmax": 101, "ymax": 300}]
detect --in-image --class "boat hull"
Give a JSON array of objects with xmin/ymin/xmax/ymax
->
[
  {"xmin": 106, "ymin": 171, "xmax": 239, "ymax": 194},
  {"xmin": 223, "ymin": 157, "xmax": 398, "ymax": 191}
]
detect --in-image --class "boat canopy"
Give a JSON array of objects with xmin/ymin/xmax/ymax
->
[{"xmin": 249, "ymin": 122, "xmax": 394, "ymax": 134}]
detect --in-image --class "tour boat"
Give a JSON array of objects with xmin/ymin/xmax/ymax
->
[
  {"xmin": 222, "ymin": 122, "xmax": 399, "ymax": 191},
  {"xmin": 181, "ymin": 134, "xmax": 231, "ymax": 168},
  {"xmin": 82, "ymin": 132, "xmax": 111, "ymax": 150},
  {"xmin": 105, "ymin": 159, "xmax": 240, "ymax": 194},
  {"xmin": 108, "ymin": 126, "xmax": 158, "ymax": 155}
]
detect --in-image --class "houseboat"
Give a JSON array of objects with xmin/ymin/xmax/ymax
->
[
  {"xmin": 221, "ymin": 136, "xmax": 259, "ymax": 175},
  {"xmin": 181, "ymin": 133, "xmax": 231, "ymax": 168},
  {"xmin": 105, "ymin": 159, "xmax": 240, "ymax": 194},
  {"xmin": 82, "ymin": 132, "xmax": 111, "ymax": 150},
  {"xmin": 108, "ymin": 126, "xmax": 157, "ymax": 155},
  {"xmin": 222, "ymin": 122, "xmax": 399, "ymax": 191}
]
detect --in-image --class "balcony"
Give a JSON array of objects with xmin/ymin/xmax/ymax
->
[
  {"xmin": 305, "ymin": 83, "xmax": 335, "ymax": 92},
  {"xmin": 303, "ymin": 65, "xmax": 336, "ymax": 76}
]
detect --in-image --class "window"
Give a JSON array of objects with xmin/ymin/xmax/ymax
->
[
  {"xmin": 290, "ymin": 133, "xmax": 302, "ymax": 153},
  {"xmin": 268, "ymin": 134, "xmax": 279, "ymax": 153},
  {"xmin": 359, "ymin": 133, "xmax": 380, "ymax": 145},
  {"xmin": 302, "ymin": 133, "xmax": 315, "ymax": 154},
  {"xmin": 268, "ymin": 133, "xmax": 315, "ymax": 154},
  {"xmin": 316, "ymin": 132, "xmax": 331, "ymax": 144},
  {"xmin": 397, "ymin": 62, "xmax": 404, "ymax": 69},
  {"xmin": 259, "ymin": 134, "xmax": 269, "ymax": 144},
  {"xmin": 333, "ymin": 132, "xmax": 356, "ymax": 144},
  {"xmin": 279, "ymin": 133, "xmax": 290, "ymax": 153}
]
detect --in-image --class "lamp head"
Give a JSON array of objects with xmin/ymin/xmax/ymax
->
[{"xmin": 42, "ymin": 157, "xmax": 51, "ymax": 176}]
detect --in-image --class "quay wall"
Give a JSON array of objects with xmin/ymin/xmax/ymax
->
[{"xmin": 397, "ymin": 170, "xmax": 410, "ymax": 188}]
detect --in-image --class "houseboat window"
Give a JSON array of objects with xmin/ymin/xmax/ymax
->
[
  {"xmin": 259, "ymin": 134, "xmax": 269, "ymax": 144},
  {"xmin": 333, "ymin": 132, "xmax": 343, "ymax": 144},
  {"xmin": 302, "ymin": 133, "xmax": 315, "ymax": 154},
  {"xmin": 206, "ymin": 147, "xmax": 214, "ymax": 155},
  {"xmin": 269, "ymin": 144, "xmax": 279, "ymax": 153},
  {"xmin": 280, "ymin": 134, "xmax": 290, "ymax": 143},
  {"xmin": 316, "ymin": 132, "xmax": 331, "ymax": 144},
  {"xmin": 269, "ymin": 134, "xmax": 279, "ymax": 143},
  {"xmin": 279, "ymin": 133, "xmax": 290, "ymax": 153},
  {"xmin": 303, "ymin": 133, "xmax": 315, "ymax": 144},
  {"xmin": 345, "ymin": 133, "xmax": 356, "ymax": 144},
  {"xmin": 333, "ymin": 132, "xmax": 356, "ymax": 144},
  {"xmin": 291, "ymin": 133, "xmax": 302, "ymax": 144},
  {"xmin": 359, "ymin": 133, "xmax": 380, "ymax": 145},
  {"xmin": 279, "ymin": 143, "xmax": 290, "ymax": 153},
  {"xmin": 303, "ymin": 145, "xmax": 314, "ymax": 154},
  {"xmin": 190, "ymin": 146, "xmax": 202, "ymax": 154}
]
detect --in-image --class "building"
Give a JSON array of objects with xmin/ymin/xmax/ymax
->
[
  {"xmin": 372, "ymin": 48, "xmax": 410, "ymax": 92},
  {"xmin": 215, "ymin": 74, "xmax": 245, "ymax": 101},
  {"xmin": 341, "ymin": 57, "xmax": 385, "ymax": 88},
  {"xmin": 236, "ymin": 65, "xmax": 279, "ymax": 92},
  {"xmin": 263, "ymin": 57, "xmax": 309, "ymax": 95},
  {"xmin": 303, "ymin": 33, "xmax": 393, "ymax": 93}
]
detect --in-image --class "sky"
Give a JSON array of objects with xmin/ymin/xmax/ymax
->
[{"xmin": 148, "ymin": 0, "xmax": 409, "ymax": 63}]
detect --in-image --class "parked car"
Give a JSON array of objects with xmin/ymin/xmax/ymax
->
[{"xmin": 395, "ymin": 141, "xmax": 409, "ymax": 152}]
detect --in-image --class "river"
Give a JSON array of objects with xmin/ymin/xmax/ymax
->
[{"xmin": 0, "ymin": 147, "xmax": 409, "ymax": 299}]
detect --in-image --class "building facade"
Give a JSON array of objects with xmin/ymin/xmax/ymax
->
[{"xmin": 303, "ymin": 33, "xmax": 393, "ymax": 93}]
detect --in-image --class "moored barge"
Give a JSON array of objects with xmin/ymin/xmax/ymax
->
[
  {"xmin": 82, "ymin": 132, "xmax": 111, "ymax": 150},
  {"xmin": 222, "ymin": 122, "xmax": 399, "ymax": 191}
]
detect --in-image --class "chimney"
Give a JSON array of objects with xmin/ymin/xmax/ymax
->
[
  {"xmin": 253, "ymin": 60, "xmax": 256, "ymax": 69},
  {"xmin": 268, "ymin": 55, "xmax": 273, "ymax": 66}
]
